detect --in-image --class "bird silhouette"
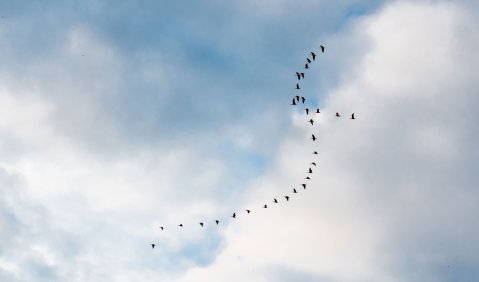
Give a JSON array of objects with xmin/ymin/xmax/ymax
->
[
  {"xmin": 316, "ymin": 108, "xmax": 320, "ymax": 113},
  {"xmin": 320, "ymin": 45, "xmax": 325, "ymax": 53},
  {"xmin": 311, "ymin": 52, "xmax": 316, "ymax": 60},
  {"xmin": 307, "ymin": 58, "xmax": 311, "ymax": 64},
  {"xmin": 305, "ymin": 64, "xmax": 309, "ymax": 69},
  {"xmin": 311, "ymin": 162, "xmax": 317, "ymax": 166},
  {"xmin": 296, "ymin": 72, "xmax": 301, "ymax": 80},
  {"xmin": 291, "ymin": 98, "xmax": 297, "ymax": 106},
  {"xmin": 313, "ymin": 151, "xmax": 318, "ymax": 155},
  {"xmin": 295, "ymin": 95, "xmax": 300, "ymax": 101},
  {"xmin": 293, "ymin": 188, "xmax": 298, "ymax": 193},
  {"xmin": 305, "ymin": 108, "xmax": 309, "ymax": 115},
  {"xmin": 309, "ymin": 119, "xmax": 314, "ymax": 125},
  {"xmin": 179, "ymin": 224, "xmax": 183, "ymax": 227},
  {"xmin": 151, "ymin": 244, "xmax": 155, "ymax": 249},
  {"xmin": 274, "ymin": 198, "xmax": 278, "ymax": 203},
  {"xmin": 246, "ymin": 209, "xmax": 251, "ymax": 214},
  {"xmin": 232, "ymin": 213, "xmax": 236, "ymax": 218},
  {"xmin": 336, "ymin": 112, "xmax": 340, "ymax": 117},
  {"xmin": 350, "ymin": 113, "xmax": 356, "ymax": 119},
  {"xmin": 285, "ymin": 196, "xmax": 290, "ymax": 201},
  {"xmin": 305, "ymin": 176, "xmax": 311, "ymax": 180},
  {"xmin": 308, "ymin": 168, "xmax": 313, "ymax": 173},
  {"xmin": 302, "ymin": 184, "xmax": 306, "ymax": 189},
  {"xmin": 311, "ymin": 134, "xmax": 317, "ymax": 141},
  {"xmin": 199, "ymin": 222, "xmax": 204, "ymax": 227},
  {"xmin": 159, "ymin": 226, "xmax": 164, "ymax": 231},
  {"xmin": 215, "ymin": 220, "xmax": 219, "ymax": 225},
  {"xmin": 296, "ymin": 83, "xmax": 300, "ymax": 90},
  {"xmin": 301, "ymin": 96, "xmax": 306, "ymax": 103},
  {"xmin": 301, "ymin": 72, "xmax": 305, "ymax": 79},
  {"xmin": 263, "ymin": 204, "xmax": 268, "ymax": 208}
]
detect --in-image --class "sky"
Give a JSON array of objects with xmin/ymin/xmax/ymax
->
[{"xmin": 0, "ymin": 0, "xmax": 478, "ymax": 281}]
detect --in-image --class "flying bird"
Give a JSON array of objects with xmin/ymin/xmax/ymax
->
[
  {"xmin": 215, "ymin": 220, "xmax": 219, "ymax": 225},
  {"xmin": 307, "ymin": 58, "xmax": 311, "ymax": 64},
  {"xmin": 301, "ymin": 72, "xmax": 305, "ymax": 79},
  {"xmin": 291, "ymin": 98, "xmax": 297, "ymax": 106},
  {"xmin": 311, "ymin": 52, "xmax": 316, "ymax": 60},
  {"xmin": 302, "ymin": 184, "xmax": 307, "ymax": 189},
  {"xmin": 232, "ymin": 213, "xmax": 236, "ymax": 218},
  {"xmin": 246, "ymin": 209, "xmax": 251, "ymax": 214},
  {"xmin": 301, "ymin": 96, "xmax": 305, "ymax": 103},
  {"xmin": 305, "ymin": 63, "xmax": 309, "ymax": 69},
  {"xmin": 308, "ymin": 168, "xmax": 313, "ymax": 173},
  {"xmin": 296, "ymin": 83, "xmax": 300, "ymax": 90},
  {"xmin": 336, "ymin": 112, "xmax": 340, "ymax": 117},
  {"xmin": 311, "ymin": 134, "xmax": 317, "ymax": 141},
  {"xmin": 313, "ymin": 151, "xmax": 318, "ymax": 155},
  {"xmin": 199, "ymin": 222, "xmax": 204, "ymax": 227},
  {"xmin": 263, "ymin": 204, "xmax": 268, "ymax": 208},
  {"xmin": 295, "ymin": 95, "xmax": 300, "ymax": 101},
  {"xmin": 305, "ymin": 108, "xmax": 309, "ymax": 115},
  {"xmin": 274, "ymin": 198, "xmax": 278, "ymax": 203},
  {"xmin": 178, "ymin": 224, "xmax": 183, "ymax": 227},
  {"xmin": 311, "ymin": 162, "xmax": 317, "ymax": 166},
  {"xmin": 159, "ymin": 226, "xmax": 164, "ymax": 231},
  {"xmin": 305, "ymin": 176, "xmax": 311, "ymax": 180},
  {"xmin": 320, "ymin": 45, "xmax": 325, "ymax": 53},
  {"xmin": 316, "ymin": 108, "xmax": 320, "ymax": 113},
  {"xmin": 296, "ymin": 72, "xmax": 301, "ymax": 80},
  {"xmin": 285, "ymin": 196, "xmax": 290, "ymax": 201},
  {"xmin": 293, "ymin": 188, "xmax": 298, "ymax": 193},
  {"xmin": 309, "ymin": 119, "xmax": 314, "ymax": 125},
  {"xmin": 350, "ymin": 113, "xmax": 356, "ymax": 119},
  {"xmin": 151, "ymin": 244, "xmax": 156, "ymax": 249}
]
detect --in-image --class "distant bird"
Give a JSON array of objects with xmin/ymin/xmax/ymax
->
[
  {"xmin": 316, "ymin": 108, "xmax": 320, "ymax": 113},
  {"xmin": 274, "ymin": 198, "xmax": 278, "ymax": 203},
  {"xmin": 309, "ymin": 119, "xmax": 314, "ymax": 125},
  {"xmin": 336, "ymin": 112, "xmax": 340, "ymax": 117},
  {"xmin": 215, "ymin": 220, "xmax": 219, "ymax": 225},
  {"xmin": 305, "ymin": 108, "xmax": 309, "ymax": 115},
  {"xmin": 311, "ymin": 134, "xmax": 317, "ymax": 141},
  {"xmin": 305, "ymin": 176, "xmax": 311, "ymax": 180},
  {"xmin": 296, "ymin": 83, "xmax": 300, "ymax": 89},
  {"xmin": 178, "ymin": 224, "xmax": 183, "ymax": 227},
  {"xmin": 350, "ymin": 113, "xmax": 356, "ymax": 120},
  {"xmin": 296, "ymin": 72, "xmax": 301, "ymax": 80},
  {"xmin": 295, "ymin": 95, "xmax": 300, "ymax": 101},
  {"xmin": 320, "ymin": 45, "xmax": 325, "ymax": 53},
  {"xmin": 293, "ymin": 188, "xmax": 298, "ymax": 193},
  {"xmin": 263, "ymin": 204, "xmax": 268, "ymax": 208},
  {"xmin": 301, "ymin": 72, "xmax": 305, "ymax": 79},
  {"xmin": 301, "ymin": 96, "xmax": 306, "ymax": 103},
  {"xmin": 199, "ymin": 222, "xmax": 204, "ymax": 227},
  {"xmin": 311, "ymin": 162, "xmax": 317, "ymax": 166},
  {"xmin": 302, "ymin": 184, "xmax": 306, "ymax": 189},
  {"xmin": 291, "ymin": 98, "xmax": 297, "ymax": 106},
  {"xmin": 313, "ymin": 151, "xmax": 318, "ymax": 155},
  {"xmin": 151, "ymin": 244, "xmax": 156, "ymax": 249},
  {"xmin": 311, "ymin": 52, "xmax": 316, "ymax": 60},
  {"xmin": 305, "ymin": 63, "xmax": 309, "ymax": 69},
  {"xmin": 308, "ymin": 168, "xmax": 313, "ymax": 173},
  {"xmin": 307, "ymin": 58, "xmax": 311, "ymax": 64},
  {"xmin": 285, "ymin": 196, "xmax": 290, "ymax": 201},
  {"xmin": 232, "ymin": 213, "xmax": 236, "ymax": 218},
  {"xmin": 246, "ymin": 209, "xmax": 251, "ymax": 214}
]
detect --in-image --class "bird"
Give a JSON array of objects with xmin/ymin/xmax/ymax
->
[
  {"xmin": 311, "ymin": 162, "xmax": 317, "ymax": 166},
  {"xmin": 285, "ymin": 196, "xmax": 290, "ymax": 201},
  {"xmin": 305, "ymin": 176, "xmax": 311, "ymax": 180},
  {"xmin": 263, "ymin": 204, "xmax": 268, "ymax": 208},
  {"xmin": 336, "ymin": 112, "xmax": 340, "ymax": 117},
  {"xmin": 296, "ymin": 72, "xmax": 301, "ymax": 80},
  {"xmin": 301, "ymin": 96, "xmax": 305, "ymax": 103},
  {"xmin": 305, "ymin": 64, "xmax": 309, "ymax": 69},
  {"xmin": 232, "ymin": 213, "xmax": 236, "ymax": 218},
  {"xmin": 291, "ymin": 98, "xmax": 297, "ymax": 106},
  {"xmin": 311, "ymin": 134, "xmax": 317, "ymax": 141},
  {"xmin": 301, "ymin": 184, "xmax": 306, "ymax": 189},
  {"xmin": 199, "ymin": 222, "xmax": 204, "ymax": 227},
  {"xmin": 309, "ymin": 119, "xmax": 314, "ymax": 125},
  {"xmin": 305, "ymin": 108, "xmax": 309, "ymax": 115},
  {"xmin": 293, "ymin": 188, "xmax": 298, "ymax": 193},
  {"xmin": 295, "ymin": 95, "xmax": 300, "ymax": 101},
  {"xmin": 308, "ymin": 168, "xmax": 313, "ymax": 173},
  {"xmin": 320, "ymin": 45, "xmax": 325, "ymax": 53},
  {"xmin": 307, "ymin": 58, "xmax": 311, "ymax": 64},
  {"xmin": 274, "ymin": 198, "xmax": 278, "ymax": 203},
  {"xmin": 316, "ymin": 108, "xmax": 320, "ymax": 113},
  {"xmin": 300, "ymin": 72, "xmax": 305, "ymax": 79},
  {"xmin": 215, "ymin": 220, "xmax": 219, "ymax": 225},
  {"xmin": 350, "ymin": 113, "xmax": 356, "ymax": 119},
  {"xmin": 311, "ymin": 52, "xmax": 316, "ymax": 60},
  {"xmin": 151, "ymin": 244, "xmax": 156, "ymax": 249},
  {"xmin": 246, "ymin": 209, "xmax": 251, "ymax": 214},
  {"xmin": 296, "ymin": 83, "xmax": 300, "ymax": 90},
  {"xmin": 178, "ymin": 224, "xmax": 183, "ymax": 227},
  {"xmin": 159, "ymin": 226, "xmax": 164, "ymax": 230},
  {"xmin": 313, "ymin": 151, "xmax": 318, "ymax": 155}
]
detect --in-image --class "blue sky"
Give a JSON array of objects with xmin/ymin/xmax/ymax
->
[{"xmin": 1, "ymin": 0, "xmax": 479, "ymax": 281}]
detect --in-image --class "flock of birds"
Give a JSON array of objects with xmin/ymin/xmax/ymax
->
[{"xmin": 151, "ymin": 44, "xmax": 355, "ymax": 249}]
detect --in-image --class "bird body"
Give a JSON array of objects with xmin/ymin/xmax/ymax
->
[
  {"xmin": 311, "ymin": 162, "xmax": 317, "ymax": 166},
  {"xmin": 285, "ymin": 196, "xmax": 290, "ymax": 201},
  {"xmin": 232, "ymin": 213, "xmax": 236, "ymax": 218},
  {"xmin": 350, "ymin": 113, "xmax": 356, "ymax": 119},
  {"xmin": 296, "ymin": 72, "xmax": 301, "ymax": 80},
  {"xmin": 293, "ymin": 188, "xmax": 297, "ymax": 193},
  {"xmin": 316, "ymin": 108, "xmax": 320, "ymax": 113},
  {"xmin": 263, "ymin": 204, "xmax": 268, "ymax": 208},
  {"xmin": 151, "ymin": 244, "xmax": 155, "ymax": 249},
  {"xmin": 311, "ymin": 52, "xmax": 316, "ymax": 60},
  {"xmin": 159, "ymin": 226, "xmax": 164, "ymax": 230},
  {"xmin": 320, "ymin": 45, "xmax": 325, "ymax": 53},
  {"xmin": 336, "ymin": 112, "xmax": 340, "ymax": 117},
  {"xmin": 296, "ymin": 83, "xmax": 300, "ymax": 90},
  {"xmin": 305, "ymin": 64, "xmax": 309, "ymax": 69},
  {"xmin": 291, "ymin": 98, "xmax": 296, "ymax": 106},
  {"xmin": 308, "ymin": 168, "xmax": 313, "ymax": 173},
  {"xmin": 311, "ymin": 134, "xmax": 316, "ymax": 141},
  {"xmin": 274, "ymin": 198, "xmax": 278, "ymax": 203},
  {"xmin": 302, "ymin": 184, "xmax": 306, "ymax": 189},
  {"xmin": 301, "ymin": 96, "xmax": 305, "ymax": 104},
  {"xmin": 215, "ymin": 220, "xmax": 219, "ymax": 225},
  {"xmin": 307, "ymin": 58, "xmax": 311, "ymax": 63},
  {"xmin": 246, "ymin": 209, "xmax": 251, "ymax": 214},
  {"xmin": 309, "ymin": 119, "xmax": 314, "ymax": 125},
  {"xmin": 199, "ymin": 222, "xmax": 204, "ymax": 227}
]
